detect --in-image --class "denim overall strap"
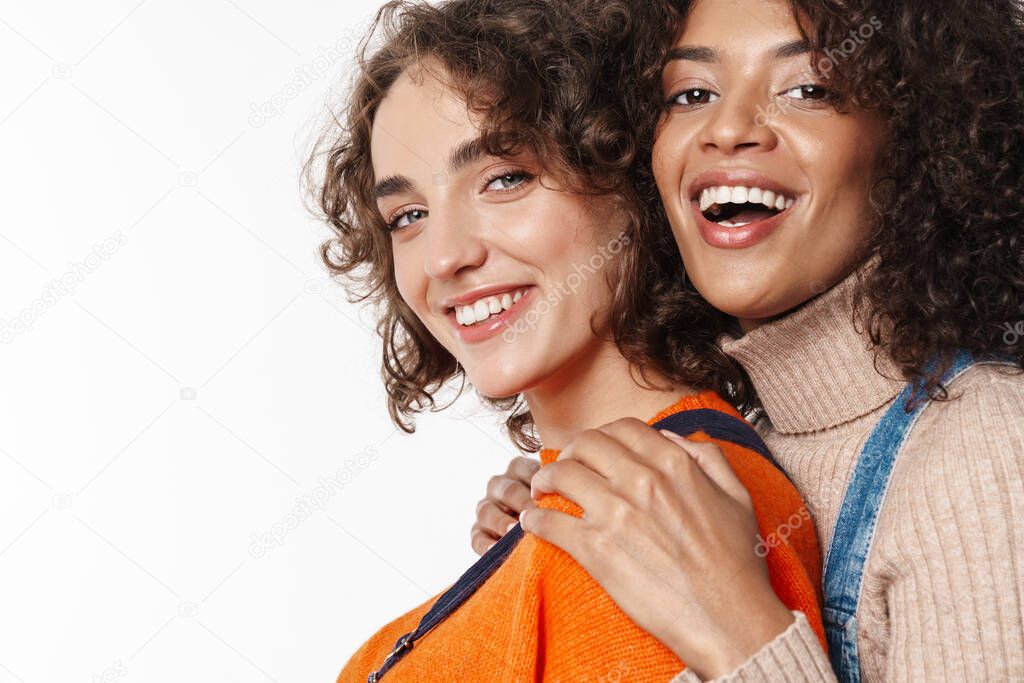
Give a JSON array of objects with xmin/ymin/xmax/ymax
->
[
  {"xmin": 367, "ymin": 408, "xmax": 779, "ymax": 681},
  {"xmin": 821, "ymin": 350, "xmax": 1002, "ymax": 682}
]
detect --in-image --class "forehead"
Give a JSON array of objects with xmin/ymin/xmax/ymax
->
[
  {"xmin": 370, "ymin": 65, "xmax": 479, "ymax": 181},
  {"xmin": 678, "ymin": 0, "xmax": 801, "ymax": 53}
]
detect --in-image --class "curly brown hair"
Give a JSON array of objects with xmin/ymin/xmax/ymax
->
[
  {"xmin": 307, "ymin": 0, "xmax": 743, "ymax": 451},
  {"xmin": 620, "ymin": 0, "xmax": 1024, "ymax": 403}
]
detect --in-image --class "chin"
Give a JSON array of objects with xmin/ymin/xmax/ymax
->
[
  {"xmin": 693, "ymin": 271, "xmax": 803, "ymax": 323},
  {"xmin": 464, "ymin": 362, "xmax": 538, "ymax": 401}
]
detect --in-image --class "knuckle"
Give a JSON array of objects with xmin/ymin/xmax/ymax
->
[
  {"xmin": 570, "ymin": 430, "xmax": 600, "ymax": 453},
  {"xmin": 629, "ymin": 469, "xmax": 661, "ymax": 505},
  {"xmin": 510, "ymin": 456, "xmax": 538, "ymax": 480},
  {"xmin": 487, "ymin": 475, "xmax": 511, "ymax": 499},
  {"xmin": 528, "ymin": 508, "xmax": 549, "ymax": 535},
  {"xmin": 605, "ymin": 496, "xmax": 633, "ymax": 531},
  {"xmin": 589, "ymin": 527, "xmax": 617, "ymax": 560}
]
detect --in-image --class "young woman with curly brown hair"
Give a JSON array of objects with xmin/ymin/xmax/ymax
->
[
  {"xmin": 475, "ymin": 0, "xmax": 1024, "ymax": 681},
  {"xmin": 312, "ymin": 1, "xmax": 831, "ymax": 681}
]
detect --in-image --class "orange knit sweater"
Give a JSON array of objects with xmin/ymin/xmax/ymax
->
[{"xmin": 337, "ymin": 391, "xmax": 826, "ymax": 682}]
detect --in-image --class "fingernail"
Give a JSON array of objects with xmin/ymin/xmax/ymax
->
[
  {"xmin": 660, "ymin": 429, "xmax": 686, "ymax": 442},
  {"xmin": 518, "ymin": 509, "xmax": 529, "ymax": 529}
]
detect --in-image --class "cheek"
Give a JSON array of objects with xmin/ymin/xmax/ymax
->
[
  {"xmin": 651, "ymin": 134, "xmax": 676, "ymax": 191},
  {"xmin": 652, "ymin": 122, "xmax": 697, "ymax": 203},
  {"xmin": 390, "ymin": 246, "xmax": 428, "ymax": 315},
  {"xmin": 800, "ymin": 133, "xmax": 879, "ymax": 241}
]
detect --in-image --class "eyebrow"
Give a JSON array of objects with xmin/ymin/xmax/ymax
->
[
  {"xmin": 372, "ymin": 137, "xmax": 488, "ymax": 200},
  {"xmin": 446, "ymin": 138, "xmax": 486, "ymax": 175},
  {"xmin": 665, "ymin": 39, "xmax": 810, "ymax": 64},
  {"xmin": 373, "ymin": 175, "xmax": 414, "ymax": 200}
]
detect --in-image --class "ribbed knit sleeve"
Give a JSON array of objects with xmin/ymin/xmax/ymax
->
[{"xmin": 668, "ymin": 612, "xmax": 834, "ymax": 683}]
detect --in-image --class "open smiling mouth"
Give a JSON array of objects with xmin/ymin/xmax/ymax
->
[
  {"xmin": 697, "ymin": 185, "xmax": 796, "ymax": 228},
  {"xmin": 453, "ymin": 288, "xmax": 530, "ymax": 327}
]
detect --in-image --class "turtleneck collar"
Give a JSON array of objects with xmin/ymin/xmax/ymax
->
[{"xmin": 721, "ymin": 258, "xmax": 905, "ymax": 435}]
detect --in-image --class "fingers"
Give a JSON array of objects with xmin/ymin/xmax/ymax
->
[
  {"xmin": 557, "ymin": 426, "xmax": 648, "ymax": 480},
  {"xmin": 486, "ymin": 473, "xmax": 535, "ymax": 516},
  {"xmin": 660, "ymin": 432, "xmax": 750, "ymax": 505},
  {"xmin": 470, "ymin": 525, "xmax": 498, "ymax": 556},
  {"xmin": 519, "ymin": 506, "xmax": 589, "ymax": 561},
  {"xmin": 471, "ymin": 501, "xmax": 518, "ymax": 555},
  {"xmin": 470, "ymin": 456, "xmax": 540, "ymax": 557},
  {"xmin": 598, "ymin": 418, "xmax": 697, "ymax": 472},
  {"xmin": 506, "ymin": 455, "xmax": 540, "ymax": 485},
  {"xmin": 530, "ymin": 459, "xmax": 611, "ymax": 512}
]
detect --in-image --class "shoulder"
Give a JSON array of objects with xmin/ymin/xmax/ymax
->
[
  {"xmin": 336, "ymin": 598, "xmax": 433, "ymax": 682},
  {"xmin": 900, "ymin": 362, "xmax": 1024, "ymax": 470},
  {"xmin": 885, "ymin": 362, "xmax": 1023, "ymax": 530}
]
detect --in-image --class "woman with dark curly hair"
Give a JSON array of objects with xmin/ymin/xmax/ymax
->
[
  {"xmin": 474, "ymin": 0, "xmax": 1024, "ymax": 681},
  {"xmin": 312, "ymin": 0, "xmax": 830, "ymax": 680}
]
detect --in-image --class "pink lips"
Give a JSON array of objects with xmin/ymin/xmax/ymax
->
[
  {"xmin": 686, "ymin": 169, "xmax": 801, "ymax": 250},
  {"xmin": 693, "ymin": 201, "xmax": 793, "ymax": 249}
]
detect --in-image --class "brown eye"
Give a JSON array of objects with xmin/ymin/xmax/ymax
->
[
  {"xmin": 784, "ymin": 84, "xmax": 831, "ymax": 100},
  {"xmin": 672, "ymin": 88, "xmax": 720, "ymax": 106}
]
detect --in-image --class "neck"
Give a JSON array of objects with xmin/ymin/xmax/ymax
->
[
  {"xmin": 524, "ymin": 339, "xmax": 694, "ymax": 450},
  {"xmin": 721, "ymin": 256, "xmax": 905, "ymax": 433}
]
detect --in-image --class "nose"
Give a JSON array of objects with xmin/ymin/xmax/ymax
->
[
  {"xmin": 423, "ymin": 199, "xmax": 488, "ymax": 281},
  {"xmin": 699, "ymin": 84, "xmax": 779, "ymax": 156}
]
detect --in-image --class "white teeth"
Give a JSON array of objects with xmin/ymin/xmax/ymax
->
[
  {"xmin": 474, "ymin": 300, "xmax": 489, "ymax": 320},
  {"xmin": 454, "ymin": 289, "xmax": 528, "ymax": 326},
  {"xmin": 697, "ymin": 185, "xmax": 795, "ymax": 216},
  {"xmin": 699, "ymin": 189, "xmax": 713, "ymax": 212}
]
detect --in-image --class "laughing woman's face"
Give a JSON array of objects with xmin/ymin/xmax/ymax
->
[{"xmin": 652, "ymin": 0, "xmax": 888, "ymax": 330}]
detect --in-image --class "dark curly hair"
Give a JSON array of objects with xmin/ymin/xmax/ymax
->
[
  {"xmin": 621, "ymin": 0, "xmax": 1024, "ymax": 403},
  {"xmin": 306, "ymin": 0, "xmax": 744, "ymax": 451}
]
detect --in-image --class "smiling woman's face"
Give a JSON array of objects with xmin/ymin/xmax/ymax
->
[
  {"xmin": 652, "ymin": 0, "xmax": 888, "ymax": 329},
  {"xmin": 370, "ymin": 65, "xmax": 626, "ymax": 399}
]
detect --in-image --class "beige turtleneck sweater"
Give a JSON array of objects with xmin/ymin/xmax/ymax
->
[{"xmin": 673, "ymin": 264, "xmax": 1024, "ymax": 682}]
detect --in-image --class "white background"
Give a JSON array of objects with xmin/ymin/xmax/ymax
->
[{"xmin": 0, "ymin": 1, "xmax": 518, "ymax": 680}]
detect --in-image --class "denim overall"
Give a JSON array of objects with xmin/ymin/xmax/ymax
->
[
  {"xmin": 822, "ymin": 351, "xmax": 1013, "ymax": 682},
  {"xmin": 366, "ymin": 408, "xmax": 783, "ymax": 682}
]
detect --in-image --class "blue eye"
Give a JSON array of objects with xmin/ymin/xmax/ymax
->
[
  {"xmin": 388, "ymin": 208, "xmax": 427, "ymax": 232},
  {"xmin": 484, "ymin": 171, "xmax": 531, "ymax": 192},
  {"xmin": 672, "ymin": 88, "xmax": 720, "ymax": 106}
]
